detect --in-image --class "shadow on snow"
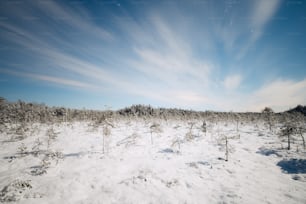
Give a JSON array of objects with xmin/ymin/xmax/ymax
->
[
  {"xmin": 277, "ymin": 159, "xmax": 306, "ymax": 174},
  {"xmin": 256, "ymin": 147, "xmax": 282, "ymax": 157}
]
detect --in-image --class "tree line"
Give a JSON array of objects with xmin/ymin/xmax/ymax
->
[{"xmin": 0, "ymin": 97, "xmax": 305, "ymax": 124}]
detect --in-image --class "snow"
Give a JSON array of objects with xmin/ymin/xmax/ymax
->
[{"xmin": 1, "ymin": 119, "xmax": 306, "ymax": 203}]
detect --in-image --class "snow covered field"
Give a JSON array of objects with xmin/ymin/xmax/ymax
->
[{"xmin": 1, "ymin": 119, "xmax": 306, "ymax": 204}]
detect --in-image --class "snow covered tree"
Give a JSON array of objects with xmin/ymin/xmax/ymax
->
[
  {"xmin": 262, "ymin": 107, "xmax": 274, "ymax": 114},
  {"xmin": 262, "ymin": 107, "xmax": 274, "ymax": 131}
]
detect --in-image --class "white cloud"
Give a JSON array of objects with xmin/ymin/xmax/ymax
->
[
  {"xmin": 246, "ymin": 78, "xmax": 306, "ymax": 112},
  {"xmin": 223, "ymin": 75, "xmax": 242, "ymax": 91},
  {"xmin": 164, "ymin": 91, "xmax": 208, "ymax": 106},
  {"xmin": 199, "ymin": 77, "xmax": 306, "ymax": 112}
]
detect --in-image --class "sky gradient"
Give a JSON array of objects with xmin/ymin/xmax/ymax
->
[{"xmin": 0, "ymin": 0, "xmax": 306, "ymax": 112}]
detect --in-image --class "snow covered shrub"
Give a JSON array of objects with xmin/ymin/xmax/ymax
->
[
  {"xmin": 15, "ymin": 123, "xmax": 28, "ymax": 135},
  {"xmin": 171, "ymin": 138, "xmax": 181, "ymax": 151},
  {"xmin": 170, "ymin": 125, "xmax": 181, "ymax": 151},
  {"xmin": 185, "ymin": 122, "xmax": 195, "ymax": 141},
  {"xmin": 8, "ymin": 123, "xmax": 29, "ymax": 142},
  {"xmin": 103, "ymin": 125, "xmax": 110, "ymax": 153},
  {"xmin": 40, "ymin": 157, "xmax": 51, "ymax": 174},
  {"xmin": 31, "ymin": 138, "xmax": 43, "ymax": 157},
  {"xmin": 87, "ymin": 120, "xmax": 99, "ymax": 132},
  {"xmin": 149, "ymin": 122, "xmax": 162, "ymax": 145},
  {"xmin": 17, "ymin": 143, "xmax": 28, "ymax": 157},
  {"xmin": 102, "ymin": 120, "xmax": 114, "ymax": 154},
  {"xmin": 46, "ymin": 127, "xmax": 58, "ymax": 149},
  {"xmin": 30, "ymin": 161, "xmax": 48, "ymax": 176},
  {"xmin": 0, "ymin": 180, "xmax": 32, "ymax": 202},
  {"xmin": 47, "ymin": 151, "xmax": 64, "ymax": 164},
  {"xmin": 116, "ymin": 132, "xmax": 139, "ymax": 148},
  {"xmin": 30, "ymin": 150, "xmax": 63, "ymax": 176},
  {"xmin": 52, "ymin": 108, "xmax": 66, "ymax": 122},
  {"xmin": 201, "ymin": 121, "xmax": 207, "ymax": 136}
]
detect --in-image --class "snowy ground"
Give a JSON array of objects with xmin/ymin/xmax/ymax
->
[{"xmin": 1, "ymin": 119, "xmax": 306, "ymax": 204}]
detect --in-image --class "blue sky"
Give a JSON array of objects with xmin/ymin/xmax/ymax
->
[{"xmin": 0, "ymin": 0, "xmax": 305, "ymax": 112}]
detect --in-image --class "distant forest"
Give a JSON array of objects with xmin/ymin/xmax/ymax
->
[{"xmin": 0, "ymin": 97, "xmax": 305, "ymax": 124}]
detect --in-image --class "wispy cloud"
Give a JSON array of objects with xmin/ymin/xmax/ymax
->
[
  {"xmin": 251, "ymin": 0, "xmax": 281, "ymax": 29},
  {"xmin": 236, "ymin": 0, "xmax": 282, "ymax": 59},
  {"xmin": 0, "ymin": 69, "xmax": 95, "ymax": 89},
  {"xmin": 123, "ymin": 12, "xmax": 213, "ymax": 91},
  {"xmin": 0, "ymin": 1, "xmax": 304, "ymax": 111},
  {"xmin": 31, "ymin": 0, "xmax": 113, "ymax": 40}
]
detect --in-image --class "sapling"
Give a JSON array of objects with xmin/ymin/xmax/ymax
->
[
  {"xmin": 171, "ymin": 138, "xmax": 181, "ymax": 151},
  {"xmin": 297, "ymin": 127, "xmax": 305, "ymax": 150},
  {"xmin": 18, "ymin": 143, "xmax": 27, "ymax": 156},
  {"xmin": 32, "ymin": 138, "xmax": 43, "ymax": 157},
  {"xmin": 102, "ymin": 125, "xmax": 110, "ymax": 154},
  {"xmin": 150, "ymin": 122, "xmax": 161, "ymax": 145},
  {"xmin": 201, "ymin": 121, "xmax": 207, "ymax": 136},
  {"xmin": 130, "ymin": 132, "xmax": 138, "ymax": 147},
  {"xmin": 267, "ymin": 117, "xmax": 274, "ymax": 132},
  {"xmin": 185, "ymin": 122, "xmax": 195, "ymax": 141},
  {"xmin": 172, "ymin": 125, "xmax": 181, "ymax": 150},
  {"xmin": 225, "ymin": 136, "xmax": 229, "ymax": 162},
  {"xmin": 234, "ymin": 114, "xmax": 240, "ymax": 132},
  {"xmin": 41, "ymin": 156, "xmax": 51, "ymax": 171},
  {"xmin": 279, "ymin": 125, "xmax": 294, "ymax": 150},
  {"xmin": 102, "ymin": 119, "xmax": 114, "ymax": 154},
  {"xmin": 46, "ymin": 127, "xmax": 58, "ymax": 150},
  {"xmin": 217, "ymin": 134, "xmax": 232, "ymax": 161}
]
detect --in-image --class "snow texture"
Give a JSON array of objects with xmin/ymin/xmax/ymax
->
[{"xmin": 1, "ymin": 119, "xmax": 306, "ymax": 203}]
